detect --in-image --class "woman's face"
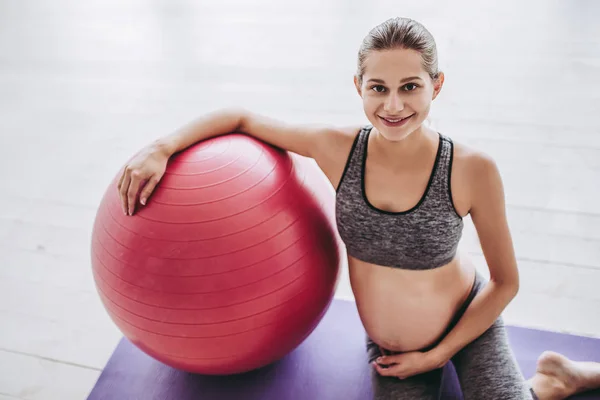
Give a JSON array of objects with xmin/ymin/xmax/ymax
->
[{"xmin": 355, "ymin": 48, "xmax": 444, "ymax": 142}]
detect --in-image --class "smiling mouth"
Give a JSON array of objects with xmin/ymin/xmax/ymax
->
[{"xmin": 379, "ymin": 114, "xmax": 414, "ymax": 123}]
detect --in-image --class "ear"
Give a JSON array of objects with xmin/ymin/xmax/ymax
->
[
  {"xmin": 354, "ymin": 75, "xmax": 363, "ymax": 97},
  {"xmin": 432, "ymin": 71, "xmax": 445, "ymax": 100}
]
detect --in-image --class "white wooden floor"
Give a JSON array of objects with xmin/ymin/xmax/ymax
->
[{"xmin": 1, "ymin": 0, "xmax": 599, "ymax": 398}]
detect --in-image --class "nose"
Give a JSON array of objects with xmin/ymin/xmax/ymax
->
[{"xmin": 383, "ymin": 93, "xmax": 404, "ymax": 114}]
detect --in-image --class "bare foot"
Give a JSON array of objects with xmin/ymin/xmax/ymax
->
[{"xmin": 527, "ymin": 351, "xmax": 600, "ymax": 400}]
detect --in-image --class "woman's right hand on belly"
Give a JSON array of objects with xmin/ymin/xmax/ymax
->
[{"xmin": 373, "ymin": 350, "xmax": 444, "ymax": 379}]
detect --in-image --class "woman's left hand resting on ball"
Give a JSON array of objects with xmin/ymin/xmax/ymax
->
[
  {"xmin": 118, "ymin": 145, "xmax": 170, "ymax": 216},
  {"xmin": 372, "ymin": 349, "xmax": 445, "ymax": 380}
]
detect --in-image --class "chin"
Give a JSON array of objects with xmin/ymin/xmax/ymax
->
[{"xmin": 374, "ymin": 124, "xmax": 417, "ymax": 142}]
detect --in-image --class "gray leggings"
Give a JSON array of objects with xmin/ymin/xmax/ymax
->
[{"xmin": 366, "ymin": 271, "xmax": 538, "ymax": 400}]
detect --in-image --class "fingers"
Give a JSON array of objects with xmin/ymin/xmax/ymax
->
[
  {"xmin": 372, "ymin": 362, "xmax": 404, "ymax": 378},
  {"xmin": 127, "ymin": 171, "xmax": 144, "ymax": 215},
  {"xmin": 117, "ymin": 158, "xmax": 164, "ymax": 215},
  {"xmin": 139, "ymin": 176, "xmax": 160, "ymax": 206},
  {"xmin": 119, "ymin": 170, "xmax": 132, "ymax": 215},
  {"xmin": 375, "ymin": 354, "xmax": 400, "ymax": 366},
  {"xmin": 117, "ymin": 167, "xmax": 126, "ymax": 192},
  {"xmin": 372, "ymin": 353, "xmax": 405, "ymax": 379}
]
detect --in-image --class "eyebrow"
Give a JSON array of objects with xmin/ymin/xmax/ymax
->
[{"xmin": 367, "ymin": 76, "xmax": 423, "ymax": 84}]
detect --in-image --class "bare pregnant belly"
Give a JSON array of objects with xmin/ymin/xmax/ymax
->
[{"xmin": 349, "ymin": 251, "xmax": 477, "ymax": 353}]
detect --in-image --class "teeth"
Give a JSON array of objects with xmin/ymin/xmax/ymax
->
[{"xmin": 381, "ymin": 115, "xmax": 412, "ymax": 123}]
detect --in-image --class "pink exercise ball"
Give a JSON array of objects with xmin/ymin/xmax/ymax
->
[{"xmin": 90, "ymin": 133, "xmax": 342, "ymax": 375}]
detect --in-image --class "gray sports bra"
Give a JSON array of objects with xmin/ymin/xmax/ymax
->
[{"xmin": 335, "ymin": 126, "xmax": 464, "ymax": 270}]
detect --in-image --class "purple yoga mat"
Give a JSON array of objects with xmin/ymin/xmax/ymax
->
[{"xmin": 88, "ymin": 299, "xmax": 600, "ymax": 400}]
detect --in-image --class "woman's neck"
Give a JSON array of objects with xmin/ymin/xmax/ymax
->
[{"xmin": 369, "ymin": 125, "xmax": 437, "ymax": 171}]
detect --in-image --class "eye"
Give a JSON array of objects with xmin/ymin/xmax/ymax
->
[
  {"xmin": 371, "ymin": 85, "xmax": 386, "ymax": 93},
  {"xmin": 402, "ymin": 83, "xmax": 419, "ymax": 91}
]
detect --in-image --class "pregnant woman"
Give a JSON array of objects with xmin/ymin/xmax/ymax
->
[{"xmin": 117, "ymin": 17, "xmax": 600, "ymax": 400}]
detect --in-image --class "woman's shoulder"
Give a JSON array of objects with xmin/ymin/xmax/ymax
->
[
  {"xmin": 449, "ymin": 137, "xmax": 503, "ymax": 208},
  {"xmin": 329, "ymin": 124, "xmax": 365, "ymax": 142},
  {"xmin": 446, "ymin": 136, "xmax": 497, "ymax": 173},
  {"xmin": 309, "ymin": 124, "xmax": 365, "ymax": 189},
  {"xmin": 317, "ymin": 124, "xmax": 364, "ymax": 156}
]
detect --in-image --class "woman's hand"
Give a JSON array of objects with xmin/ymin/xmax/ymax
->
[
  {"xmin": 117, "ymin": 144, "xmax": 171, "ymax": 216},
  {"xmin": 372, "ymin": 350, "xmax": 445, "ymax": 380}
]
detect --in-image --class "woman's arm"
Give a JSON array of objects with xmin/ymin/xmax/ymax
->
[
  {"xmin": 119, "ymin": 107, "xmax": 346, "ymax": 215},
  {"xmin": 428, "ymin": 151, "xmax": 520, "ymax": 364},
  {"xmin": 154, "ymin": 107, "xmax": 336, "ymax": 159}
]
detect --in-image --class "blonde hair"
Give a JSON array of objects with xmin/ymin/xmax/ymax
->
[{"xmin": 356, "ymin": 17, "xmax": 440, "ymax": 85}]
